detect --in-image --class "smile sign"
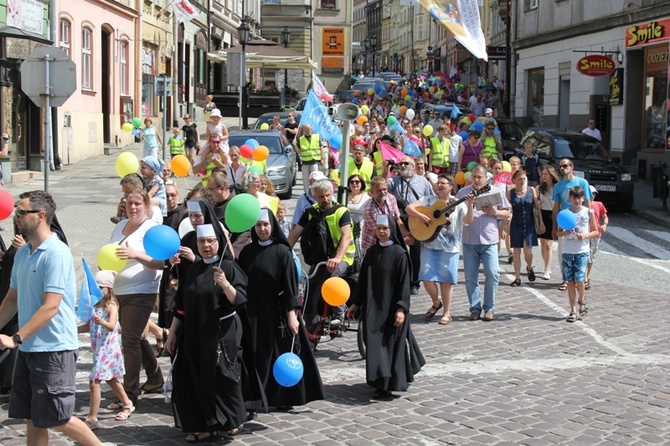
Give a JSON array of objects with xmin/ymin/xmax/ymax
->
[{"xmin": 576, "ymin": 55, "xmax": 616, "ymax": 77}]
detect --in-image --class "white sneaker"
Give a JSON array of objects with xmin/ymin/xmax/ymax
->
[{"xmin": 542, "ymin": 270, "xmax": 551, "ymax": 280}]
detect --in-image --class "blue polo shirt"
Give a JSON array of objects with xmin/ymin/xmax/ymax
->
[{"xmin": 10, "ymin": 233, "xmax": 78, "ymax": 352}]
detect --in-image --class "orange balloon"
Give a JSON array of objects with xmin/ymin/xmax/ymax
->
[
  {"xmin": 454, "ymin": 171, "xmax": 466, "ymax": 185},
  {"xmin": 252, "ymin": 145, "xmax": 269, "ymax": 162},
  {"xmin": 401, "ymin": 88, "xmax": 408, "ymax": 97},
  {"xmin": 321, "ymin": 277, "xmax": 349, "ymax": 306},
  {"xmin": 357, "ymin": 116, "xmax": 368, "ymax": 125},
  {"xmin": 354, "ymin": 90, "xmax": 360, "ymax": 97},
  {"xmin": 399, "ymin": 106, "xmax": 408, "ymax": 115},
  {"xmin": 171, "ymin": 155, "xmax": 191, "ymax": 178}
]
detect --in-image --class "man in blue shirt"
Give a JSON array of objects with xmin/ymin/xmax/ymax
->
[{"xmin": 0, "ymin": 191, "xmax": 105, "ymax": 445}]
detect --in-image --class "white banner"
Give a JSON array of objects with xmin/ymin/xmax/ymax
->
[
  {"xmin": 6, "ymin": 0, "xmax": 44, "ymax": 35},
  {"xmin": 172, "ymin": 0, "xmax": 198, "ymax": 23}
]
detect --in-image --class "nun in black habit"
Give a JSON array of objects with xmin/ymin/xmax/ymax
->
[
  {"xmin": 237, "ymin": 208, "xmax": 324, "ymax": 411},
  {"xmin": 165, "ymin": 222, "xmax": 250, "ymax": 442},
  {"xmin": 346, "ymin": 214, "xmax": 425, "ymax": 400}
]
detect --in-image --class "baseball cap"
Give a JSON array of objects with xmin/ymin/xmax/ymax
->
[
  {"xmin": 210, "ymin": 109, "xmax": 222, "ymax": 118},
  {"xmin": 352, "ymin": 144, "xmax": 366, "ymax": 152},
  {"xmin": 485, "ymin": 108, "xmax": 493, "ymax": 114},
  {"xmin": 309, "ymin": 171, "xmax": 327, "ymax": 181},
  {"xmin": 589, "ymin": 185, "xmax": 598, "ymax": 195}
]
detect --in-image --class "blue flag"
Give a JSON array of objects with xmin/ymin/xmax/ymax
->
[
  {"xmin": 77, "ymin": 258, "xmax": 104, "ymax": 322},
  {"xmin": 403, "ymin": 139, "xmax": 422, "ymax": 157},
  {"xmin": 388, "ymin": 119, "xmax": 406, "ymax": 135},
  {"xmin": 300, "ymin": 90, "xmax": 343, "ymax": 149},
  {"xmin": 450, "ymin": 105, "xmax": 461, "ymax": 119}
]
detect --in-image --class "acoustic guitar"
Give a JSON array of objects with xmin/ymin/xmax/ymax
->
[{"xmin": 408, "ymin": 185, "xmax": 491, "ymax": 242}]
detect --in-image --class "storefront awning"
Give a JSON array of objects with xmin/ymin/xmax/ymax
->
[{"xmin": 207, "ymin": 39, "xmax": 318, "ymax": 70}]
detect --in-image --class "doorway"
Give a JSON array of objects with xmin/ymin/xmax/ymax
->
[
  {"xmin": 101, "ymin": 27, "xmax": 112, "ymax": 144},
  {"xmin": 558, "ymin": 78, "xmax": 570, "ymax": 130}
]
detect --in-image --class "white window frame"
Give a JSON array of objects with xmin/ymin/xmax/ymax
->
[
  {"xmin": 82, "ymin": 27, "xmax": 93, "ymax": 90},
  {"xmin": 120, "ymin": 40, "xmax": 129, "ymax": 95},
  {"xmin": 60, "ymin": 20, "xmax": 70, "ymax": 57}
]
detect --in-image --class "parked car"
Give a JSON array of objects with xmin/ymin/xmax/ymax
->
[
  {"xmin": 352, "ymin": 78, "xmax": 386, "ymax": 95},
  {"xmin": 422, "ymin": 103, "xmax": 473, "ymax": 119},
  {"xmin": 294, "ymin": 98, "xmax": 332, "ymax": 112},
  {"xmin": 227, "ymin": 130, "xmax": 297, "ymax": 200},
  {"xmin": 496, "ymin": 118, "xmax": 525, "ymax": 160},
  {"xmin": 253, "ymin": 112, "xmax": 301, "ymax": 130},
  {"xmin": 379, "ymin": 71, "xmax": 404, "ymax": 84},
  {"xmin": 338, "ymin": 90, "xmax": 356, "ymax": 103},
  {"xmin": 521, "ymin": 128, "xmax": 634, "ymax": 210}
]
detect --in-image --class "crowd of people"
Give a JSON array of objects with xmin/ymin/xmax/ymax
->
[{"xmin": 0, "ymin": 80, "xmax": 611, "ymax": 444}]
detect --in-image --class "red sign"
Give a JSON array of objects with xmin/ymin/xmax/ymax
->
[
  {"xmin": 626, "ymin": 19, "xmax": 670, "ymax": 47},
  {"xmin": 576, "ymin": 55, "xmax": 616, "ymax": 77}
]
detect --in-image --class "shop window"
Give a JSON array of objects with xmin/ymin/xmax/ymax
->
[
  {"xmin": 60, "ymin": 20, "xmax": 71, "ymax": 58},
  {"xmin": 644, "ymin": 73, "xmax": 667, "ymax": 149},
  {"xmin": 82, "ymin": 27, "xmax": 93, "ymax": 90},
  {"xmin": 527, "ymin": 68, "xmax": 544, "ymax": 127}
]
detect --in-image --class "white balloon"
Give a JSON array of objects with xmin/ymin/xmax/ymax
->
[
  {"xmin": 406, "ymin": 109, "xmax": 415, "ymax": 120},
  {"xmin": 178, "ymin": 218, "xmax": 194, "ymax": 239}
]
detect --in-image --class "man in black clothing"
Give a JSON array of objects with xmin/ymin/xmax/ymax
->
[{"xmin": 284, "ymin": 113, "xmax": 301, "ymax": 170}]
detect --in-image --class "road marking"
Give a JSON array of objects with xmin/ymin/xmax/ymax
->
[
  {"xmin": 606, "ymin": 226, "xmax": 670, "ymax": 260},
  {"xmin": 599, "ymin": 240, "xmax": 670, "ymax": 273}
]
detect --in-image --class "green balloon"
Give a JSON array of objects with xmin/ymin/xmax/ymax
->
[
  {"xmin": 224, "ymin": 194, "xmax": 261, "ymax": 233},
  {"xmin": 132, "ymin": 117, "xmax": 142, "ymax": 129},
  {"xmin": 467, "ymin": 161, "xmax": 477, "ymax": 172},
  {"xmin": 248, "ymin": 165, "xmax": 263, "ymax": 175},
  {"xmin": 387, "ymin": 116, "xmax": 397, "ymax": 126}
]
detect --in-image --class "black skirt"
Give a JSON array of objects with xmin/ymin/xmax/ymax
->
[{"xmin": 539, "ymin": 209, "xmax": 554, "ymax": 240}]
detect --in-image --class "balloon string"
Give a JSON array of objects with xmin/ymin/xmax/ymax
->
[
  {"xmin": 183, "ymin": 177, "xmax": 189, "ymax": 193},
  {"xmin": 290, "ymin": 334, "xmax": 296, "ymax": 353}
]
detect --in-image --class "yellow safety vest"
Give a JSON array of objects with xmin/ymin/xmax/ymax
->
[
  {"xmin": 482, "ymin": 135, "xmax": 499, "ymax": 158},
  {"xmin": 267, "ymin": 195, "xmax": 279, "ymax": 215},
  {"xmin": 200, "ymin": 159, "xmax": 218, "ymax": 186},
  {"xmin": 309, "ymin": 203, "xmax": 355, "ymax": 266},
  {"xmin": 299, "ymin": 134, "xmax": 321, "ymax": 162},
  {"xmin": 168, "ymin": 137, "xmax": 185, "ymax": 155},
  {"xmin": 430, "ymin": 137, "xmax": 450, "ymax": 167},
  {"xmin": 346, "ymin": 157, "xmax": 375, "ymax": 188}
]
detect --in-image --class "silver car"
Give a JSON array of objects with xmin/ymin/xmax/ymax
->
[{"xmin": 228, "ymin": 130, "xmax": 297, "ymax": 200}]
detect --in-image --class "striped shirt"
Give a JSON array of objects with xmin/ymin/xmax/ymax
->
[{"xmin": 456, "ymin": 185, "xmax": 510, "ymax": 245}]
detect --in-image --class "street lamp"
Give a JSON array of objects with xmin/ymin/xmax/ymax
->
[
  {"xmin": 281, "ymin": 26, "xmax": 291, "ymax": 108},
  {"xmin": 237, "ymin": 20, "xmax": 250, "ymax": 129},
  {"xmin": 427, "ymin": 45, "xmax": 434, "ymax": 75},
  {"xmin": 364, "ymin": 37, "xmax": 370, "ymax": 74},
  {"xmin": 370, "ymin": 33, "xmax": 377, "ymax": 77}
]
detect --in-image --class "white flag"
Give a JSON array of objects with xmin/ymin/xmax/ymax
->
[
  {"xmin": 311, "ymin": 71, "xmax": 333, "ymax": 103},
  {"xmin": 173, "ymin": 0, "xmax": 198, "ymax": 23}
]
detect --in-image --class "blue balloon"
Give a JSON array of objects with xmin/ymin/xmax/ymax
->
[
  {"xmin": 494, "ymin": 128, "xmax": 501, "ymax": 136},
  {"xmin": 273, "ymin": 352, "xmax": 304, "ymax": 387},
  {"xmin": 329, "ymin": 134, "xmax": 342, "ymax": 149},
  {"xmin": 473, "ymin": 121, "xmax": 484, "ymax": 132},
  {"xmin": 143, "ymin": 225, "xmax": 180, "ymax": 261},
  {"xmin": 419, "ymin": 97, "xmax": 425, "ymax": 103},
  {"xmin": 373, "ymin": 84, "xmax": 382, "ymax": 94},
  {"xmin": 245, "ymin": 139, "xmax": 259, "ymax": 149},
  {"xmin": 459, "ymin": 131, "xmax": 469, "ymax": 140},
  {"xmin": 351, "ymin": 97, "xmax": 359, "ymax": 104},
  {"xmin": 557, "ymin": 209, "xmax": 578, "ymax": 230}
]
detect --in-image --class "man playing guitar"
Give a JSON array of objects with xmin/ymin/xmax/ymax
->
[{"xmin": 405, "ymin": 175, "xmax": 475, "ymax": 325}]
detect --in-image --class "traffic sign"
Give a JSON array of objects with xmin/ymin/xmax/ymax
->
[
  {"xmin": 20, "ymin": 47, "xmax": 76, "ymax": 107},
  {"xmin": 154, "ymin": 75, "xmax": 173, "ymax": 96}
]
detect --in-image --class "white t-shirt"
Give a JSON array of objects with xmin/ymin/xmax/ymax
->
[
  {"xmin": 582, "ymin": 127, "xmax": 602, "ymax": 141},
  {"xmin": 420, "ymin": 195, "xmax": 466, "ymax": 253},
  {"xmin": 449, "ymin": 134, "xmax": 463, "ymax": 163},
  {"xmin": 562, "ymin": 206, "xmax": 592, "ymax": 255},
  {"xmin": 110, "ymin": 219, "xmax": 162, "ymax": 295}
]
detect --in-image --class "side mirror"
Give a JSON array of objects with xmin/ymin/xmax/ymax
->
[{"xmin": 612, "ymin": 156, "xmax": 621, "ymax": 164}]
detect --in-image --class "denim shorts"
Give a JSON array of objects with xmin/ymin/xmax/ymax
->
[
  {"xmin": 561, "ymin": 252, "xmax": 589, "ymax": 283},
  {"xmin": 9, "ymin": 350, "xmax": 78, "ymax": 428}
]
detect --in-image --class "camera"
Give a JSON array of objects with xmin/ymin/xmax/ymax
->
[{"xmin": 387, "ymin": 159, "xmax": 395, "ymax": 167}]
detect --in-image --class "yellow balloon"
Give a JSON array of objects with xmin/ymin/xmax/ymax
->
[
  {"xmin": 97, "ymin": 243, "xmax": 127, "ymax": 272},
  {"xmin": 502, "ymin": 161, "xmax": 512, "ymax": 172},
  {"xmin": 361, "ymin": 105, "xmax": 369, "ymax": 114},
  {"xmin": 122, "ymin": 123, "xmax": 134, "ymax": 132},
  {"xmin": 260, "ymin": 123, "xmax": 270, "ymax": 130},
  {"xmin": 423, "ymin": 125, "xmax": 434, "ymax": 137},
  {"xmin": 115, "ymin": 152, "xmax": 139, "ymax": 178},
  {"xmin": 321, "ymin": 277, "xmax": 349, "ymax": 306},
  {"xmin": 331, "ymin": 170, "xmax": 340, "ymax": 186}
]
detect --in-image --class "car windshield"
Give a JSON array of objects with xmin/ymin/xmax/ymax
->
[
  {"xmin": 229, "ymin": 134, "xmax": 284, "ymax": 155},
  {"xmin": 255, "ymin": 114, "xmax": 300, "ymax": 129},
  {"xmin": 555, "ymin": 137, "xmax": 611, "ymax": 161},
  {"xmin": 498, "ymin": 122, "xmax": 524, "ymax": 141}
]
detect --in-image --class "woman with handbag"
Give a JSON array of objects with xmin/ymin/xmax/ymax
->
[
  {"xmin": 507, "ymin": 169, "xmax": 545, "ymax": 286},
  {"xmin": 237, "ymin": 209, "xmax": 324, "ymax": 412}
]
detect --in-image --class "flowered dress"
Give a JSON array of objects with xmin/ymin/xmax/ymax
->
[{"xmin": 89, "ymin": 305, "xmax": 125, "ymax": 381}]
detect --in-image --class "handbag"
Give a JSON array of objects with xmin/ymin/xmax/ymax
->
[{"xmin": 531, "ymin": 187, "xmax": 542, "ymax": 234}]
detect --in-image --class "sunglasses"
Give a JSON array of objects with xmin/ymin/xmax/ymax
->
[
  {"xmin": 398, "ymin": 162, "xmax": 412, "ymax": 166},
  {"xmin": 349, "ymin": 180, "xmax": 361, "ymax": 184},
  {"xmin": 559, "ymin": 164, "xmax": 571, "ymax": 168},
  {"xmin": 486, "ymin": 127, "xmax": 494, "ymax": 130},
  {"xmin": 15, "ymin": 209, "xmax": 41, "ymax": 218}
]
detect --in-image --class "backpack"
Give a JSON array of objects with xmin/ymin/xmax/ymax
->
[{"xmin": 300, "ymin": 205, "xmax": 340, "ymax": 266}]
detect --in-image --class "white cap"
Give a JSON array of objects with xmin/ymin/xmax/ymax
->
[
  {"xmin": 196, "ymin": 224, "xmax": 216, "ymax": 238},
  {"xmin": 186, "ymin": 200, "xmax": 202, "ymax": 213},
  {"xmin": 485, "ymin": 108, "xmax": 493, "ymax": 114},
  {"xmin": 589, "ymin": 185, "xmax": 598, "ymax": 195},
  {"xmin": 95, "ymin": 270, "xmax": 117, "ymax": 289},
  {"xmin": 257, "ymin": 208, "xmax": 270, "ymax": 222},
  {"xmin": 210, "ymin": 109, "xmax": 222, "ymax": 118},
  {"xmin": 309, "ymin": 171, "xmax": 326, "ymax": 181},
  {"xmin": 376, "ymin": 214, "xmax": 389, "ymax": 226}
]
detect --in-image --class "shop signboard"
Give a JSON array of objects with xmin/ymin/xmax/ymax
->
[
  {"xmin": 609, "ymin": 68, "xmax": 624, "ymax": 106},
  {"xmin": 576, "ymin": 55, "xmax": 616, "ymax": 77}
]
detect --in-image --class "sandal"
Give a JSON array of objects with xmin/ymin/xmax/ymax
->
[
  {"xmin": 438, "ymin": 314, "xmax": 452, "ymax": 325},
  {"xmin": 139, "ymin": 383, "xmax": 164, "ymax": 395},
  {"xmin": 578, "ymin": 301, "xmax": 588, "ymax": 317},
  {"xmin": 115, "ymin": 404, "xmax": 135, "ymax": 421},
  {"xmin": 558, "ymin": 281, "xmax": 568, "ymax": 291},
  {"xmin": 227, "ymin": 425, "xmax": 243, "ymax": 436},
  {"xmin": 566, "ymin": 312, "xmax": 577, "ymax": 323},
  {"xmin": 527, "ymin": 266, "xmax": 536, "ymax": 282},
  {"xmin": 510, "ymin": 278, "xmax": 521, "ymax": 287},
  {"xmin": 584, "ymin": 279, "xmax": 590, "ymax": 290},
  {"xmin": 154, "ymin": 328, "xmax": 169, "ymax": 357},
  {"xmin": 507, "ymin": 253, "xmax": 514, "ymax": 264},
  {"xmin": 84, "ymin": 418, "xmax": 99, "ymax": 430},
  {"xmin": 424, "ymin": 301, "xmax": 443, "ymax": 319},
  {"xmin": 106, "ymin": 400, "xmax": 123, "ymax": 410},
  {"xmin": 185, "ymin": 431, "xmax": 220, "ymax": 443}
]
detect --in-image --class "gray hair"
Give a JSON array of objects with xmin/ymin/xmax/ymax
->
[
  {"xmin": 310, "ymin": 178, "xmax": 333, "ymax": 195},
  {"xmin": 241, "ymin": 171, "xmax": 261, "ymax": 190}
]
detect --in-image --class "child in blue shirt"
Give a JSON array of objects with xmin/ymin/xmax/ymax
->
[{"xmin": 140, "ymin": 156, "xmax": 167, "ymax": 217}]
